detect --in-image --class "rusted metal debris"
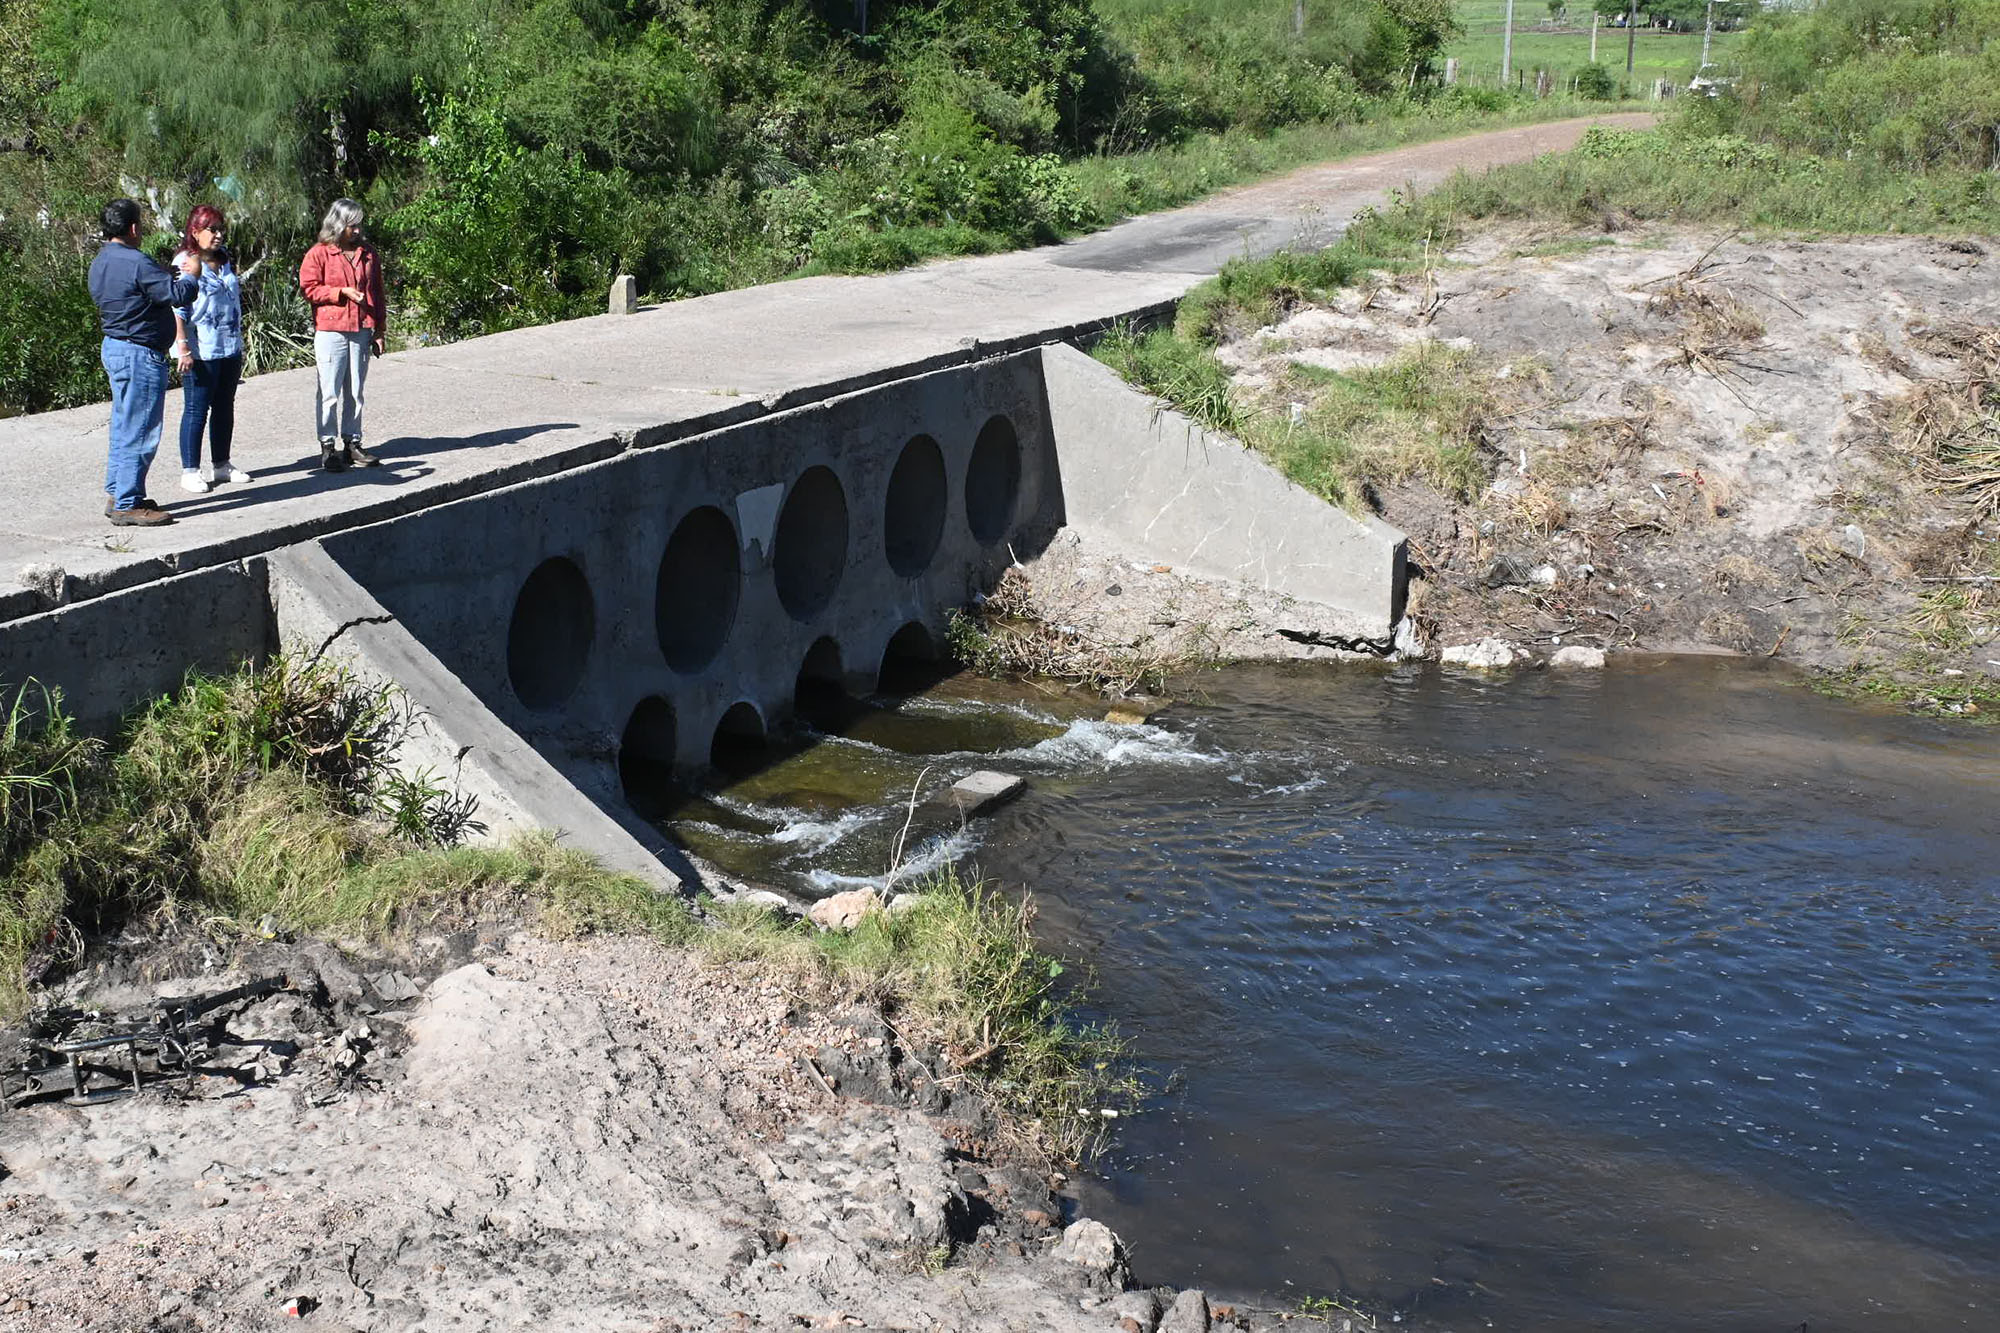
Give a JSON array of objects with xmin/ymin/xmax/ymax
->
[{"xmin": 3, "ymin": 975, "xmax": 290, "ymax": 1111}]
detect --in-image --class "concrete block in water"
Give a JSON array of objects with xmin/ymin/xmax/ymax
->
[{"xmin": 944, "ymin": 770, "xmax": 1025, "ymax": 818}]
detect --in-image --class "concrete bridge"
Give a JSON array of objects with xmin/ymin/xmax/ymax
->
[{"xmin": 0, "ymin": 116, "xmax": 1650, "ymax": 888}]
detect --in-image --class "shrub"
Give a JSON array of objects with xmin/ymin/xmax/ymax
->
[{"xmin": 1574, "ymin": 62, "xmax": 1617, "ymax": 100}]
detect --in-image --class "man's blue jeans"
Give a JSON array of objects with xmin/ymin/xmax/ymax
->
[{"xmin": 101, "ymin": 337, "xmax": 168, "ymax": 511}]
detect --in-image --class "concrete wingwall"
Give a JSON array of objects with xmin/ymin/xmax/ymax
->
[{"xmin": 1039, "ymin": 343, "xmax": 1406, "ymax": 635}]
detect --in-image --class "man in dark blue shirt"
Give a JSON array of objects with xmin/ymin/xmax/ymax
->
[{"xmin": 88, "ymin": 198, "xmax": 199, "ymax": 525}]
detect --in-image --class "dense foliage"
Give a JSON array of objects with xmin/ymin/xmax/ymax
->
[{"xmin": 0, "ymin": 0, "xmax": 1475, "ymax": 413}]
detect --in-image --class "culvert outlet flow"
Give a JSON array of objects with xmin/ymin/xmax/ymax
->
[
  {"xmin": 774, "ymin": 466, "xmax": 850, "ymax": 621},
  {"xmin": 507, "ymin": 555, "xmax": 594, "ymax": 711},
  {"xmin": 656, "ymin": 505, "xmax": 742, "ymax": 673},
  {"xmin": 965, "ymin": 414, "xmax": 1021, "ymax": 546},
  {"xmin": 884, "ymin": 434, "xmax": 948, "ymax": 578}
]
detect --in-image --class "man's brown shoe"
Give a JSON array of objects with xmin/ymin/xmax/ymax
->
[
  {"xmin": 105, "ymin": 498, "xmax": 163, "ymax": 516},
  {"xmin": 344, "ymin": 438, "xmax": 380, "ymax": 468},
  {"xmin": 109, "ymin": 504, "xmax": 172, "ymax": 527}
]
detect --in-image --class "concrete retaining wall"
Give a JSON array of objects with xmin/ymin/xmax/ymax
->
[{"xmin": 1039, "ymin": 343, "xmax": 1406, "ymax": 634}]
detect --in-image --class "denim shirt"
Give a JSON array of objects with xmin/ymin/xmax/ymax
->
[{"xmin": 177, "ymin": 259, "xmax": 244, "ymax": 361}]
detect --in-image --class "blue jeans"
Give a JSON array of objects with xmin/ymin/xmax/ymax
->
[
  {"xmin": 101, "ymin": 337, "xmax": 168, "ymax": 511},
  {"xmin": 179, "ymin": 354, "xmax": 242, "ymax": 469}
]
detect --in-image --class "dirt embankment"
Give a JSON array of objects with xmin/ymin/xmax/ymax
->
[
  {"xmin": 0, "ymin": 928, "xmax": 1270, "ymax": 1332},
  {"xmin": 1222, "ymin": 228, "xmax": 2000, "ymax": 699}
]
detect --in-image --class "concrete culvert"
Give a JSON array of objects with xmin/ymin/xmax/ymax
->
[
  {"xmin": 773, "ymin": 465, "xmax": 849, "ymax": 620},
  {"xmin": 656, "ymin": 505, "xmax": 741, "ymax": 673},
  {"xmin": 965, "ymin": 414, "xmax": 1021, "ymax": 546},
  {"xmin": 507, "ymin": 555, "xmax": 594, "ymax": 711},
  {"xmin": 618, "ymin": 696, "xmax": 678, "ymax": 819},
  {"xmin": 878, "ymin": 620, "xmax": 948, "ymax": 696},
  {"xmin": 884, "ymin": 434, "xmax": 948, "ymax": 577},
  {"xmin": 710, "ymin": 701, "xmax": 767, "ymax": 776}
]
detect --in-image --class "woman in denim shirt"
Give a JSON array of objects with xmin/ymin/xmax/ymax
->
[{"xmin": 172, "ymin": 205, "xmax": 250, "ymax": 492}]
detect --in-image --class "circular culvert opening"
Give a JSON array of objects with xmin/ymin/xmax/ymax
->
[
  {"xmin": 618, "ymin": 696, "xmax": 678, "ymax": 819},
  {"xmin": 878, "ymin": 620, "xmax": 949, "ymax": 696},
  {"xmin": 965, "ymin": 414, "xmax": 1021, "ymax": 546},
  {"xmin": 710, "ymin": 701, "xmax": 767, "ymax": 777},
  {"xmin": 795, "ymin": 636, "xmax": 854, "ymax": 732},
  {"xmin": 507, "ymin": 555, "xmax": 594, "ymax": 711},
  {"xmin": 773, "ymin": 465, "xmax": 849, "ymax": 621},
  {"xmin": 656, "ymin": 505, "xmax": 741, "ymax": 673},
  {"xmin": 884, "ymin": 434, "xmax": 948, "ymax": 578}
]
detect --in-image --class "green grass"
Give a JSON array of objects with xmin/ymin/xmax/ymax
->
[{"xmin": 1443, "ymin": 0, "xmax": 1741, "ymax": 92}]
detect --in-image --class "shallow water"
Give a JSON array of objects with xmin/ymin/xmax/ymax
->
[{"xmin": 665, "ymin": 657, "xmax": 2000, "ymax": 1331}]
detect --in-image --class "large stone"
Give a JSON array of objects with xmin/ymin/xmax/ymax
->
[
  {"xmin": 808, "ymin": 888, "xmax": 882, "ymax": 931},
  {"xmin": 1159, "ymin": 1288, "xmax": 1210, "ymax": 1333},
  {"xmin": 945, "ymin": 770, "xmax": 1026, "ymax": 818},
  {"xmin": 1111, "ymin": 1289, "xmax": 1164, "ymax": 1331},
  {"xmin": 1549, "ymin": 645, "xmax": 1607, "ymax": 669},
  {"xmin": 1440, "ymin": 637, "xmax": 1522, "ymax": 669},
  {"xmin": 608, "ymin": 273, "xmax": 638, "ymax": 315},
  {"xmin": 1050, "ymin": 1217, "xmax": 1127, "ymax": 1287}
]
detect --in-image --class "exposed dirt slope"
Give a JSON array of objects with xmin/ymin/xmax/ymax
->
[{"xmin": 1225, "ymin": 228, "xmax": 2000, "ymax": 705}]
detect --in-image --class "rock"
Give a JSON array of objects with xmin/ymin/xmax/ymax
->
[
  {"xmin": 1840, "ymin": 523, "xmax": 1868, "ymax": 559},
  {"xmin": 1112, "ymin": 1289, "xmax": 1164, "ymax": 1331},
  {"xmin": 1481, "ymin": 553, "xmax": 1537, "ymax": 588},
  {"xmin": 1050, "ymin": 1218, "xmax": 1127, "ymax": 1288},
  {"xmin": 809, "ymin": 888, "xmax": 882, "ymax": 931},
  {"xmin": 886, "ymin": 893, "xmax": 923, "ymax": 918},
  {"xmin": 608, "ymin": 273, "xmax": 638, "ymax": 315},
  {"xmin": 1104, "ymin": 704, "xmax": 1152, "ymax": 726},
  {"xmin": 944, "ymin": 770, "xmax": 1026, "ymax": 818},
  {"xmin": 1440, "ymin": 638, "xmax": 1523, "ymax": 669},
  {"xmin": 1529, "ymin": 564, "xmax": 1559, "ymax": 587},
  {"xmin": 1550, "ymin": 645, "xmax": 1606, "ymax": 669},
  {"xmin": 1160, "ymin": 1288, "xmax": 1210, "ymax": 1333},
  {"xmin": 370, "ymin": 971, "xmax": 421, "ymax": 1002}
]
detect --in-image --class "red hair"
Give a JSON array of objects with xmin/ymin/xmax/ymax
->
[{"xmin": 178, "ymin": 204, "xmax": 227, "ymax": 258}]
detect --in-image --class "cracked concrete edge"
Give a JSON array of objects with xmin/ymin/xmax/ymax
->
[
  {"xmin": 266, "ymin": 542, "xmax": 684, "ymax": 894},
  {"xmin": 1039, "ymin": 342, "xmax": 1407, "ymax": 634}
]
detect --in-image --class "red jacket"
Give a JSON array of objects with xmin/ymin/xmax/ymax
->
[{"xmin": 299, "ymin": 242, "xmax": 386, "ymax": 336}]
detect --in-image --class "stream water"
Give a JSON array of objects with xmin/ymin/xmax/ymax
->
[{"xmin": 655, "ymin": 656, "xmax": 2000, "ymax": 1331}]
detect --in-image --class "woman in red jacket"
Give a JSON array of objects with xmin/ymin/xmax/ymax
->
[{"xmin": 298, "ymin": 198, "xmax": 386, "ymax": 472}]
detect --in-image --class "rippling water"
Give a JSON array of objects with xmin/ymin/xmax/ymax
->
[{"xmin": 666, "ymin": 656, "xmax": 2000, "ymax": 1331}]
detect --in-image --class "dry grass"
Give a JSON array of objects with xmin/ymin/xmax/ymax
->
[
  {"xmin": 1889, "ymin": 321, "xmax": 2000, "ymax": 514},
  {"xmin": 946, "ymin": 568, "xmax": 1213, "ymax": 696}
]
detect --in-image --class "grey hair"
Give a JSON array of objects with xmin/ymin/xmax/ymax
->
[{"xmin": 316, "ymin": 198, "xmax": 364, "ymax": 245}]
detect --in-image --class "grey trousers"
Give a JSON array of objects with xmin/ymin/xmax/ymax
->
[{"xmin": 313, "ymin": 330, "xmax": 371, "ymax": 442}]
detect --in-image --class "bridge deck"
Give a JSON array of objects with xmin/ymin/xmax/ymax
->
[{"xmin": 0, "ymin": 116, "xmax": 1650, "ymax": 623}]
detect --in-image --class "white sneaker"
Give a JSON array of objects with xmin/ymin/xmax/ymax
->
[
  {"xmin": 216, "ymin": 464, "xmax": 252, "ymax": 484},
  {"xmin": 180, "ymin": 469, "xmax": 210, "ymax": 494},
  {"xmin": 199, "ymin": 462, "xmax": 218, "ymax": 485}
]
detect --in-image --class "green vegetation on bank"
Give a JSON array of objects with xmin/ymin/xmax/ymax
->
[
  {"xmin": 0, "ymin": 659, "xmax": 1126, "ymax": 1156},
  {"xmin": 1, "ymin": 0, "xmax": 1649, "ymax": 416}
]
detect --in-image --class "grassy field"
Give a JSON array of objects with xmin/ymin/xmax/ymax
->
[{"xmin": 1443, "ymin": 0, "xmax": 1739, "ymax": 92}]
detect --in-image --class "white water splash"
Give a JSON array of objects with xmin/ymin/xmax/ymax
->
[
  {"xmin": 1003, "ymin": 719, "xmax": 1225, "ymax": 769},
  {"xmin": 769, "ymin": 809, "xmax": 883, "ymax": 853}
]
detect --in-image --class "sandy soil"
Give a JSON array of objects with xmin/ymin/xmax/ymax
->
[
  {"xmin": 1216, "ymin": 227, "xmax": 2000, "ymax": 690},
  {"xmin": 0, "ymin": 930, "xmax": 1253, "ymax": 1332}
]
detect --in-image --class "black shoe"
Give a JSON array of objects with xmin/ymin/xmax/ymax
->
[
  {"xmin": 320, "ymin": 438, "xmax": 348, "ymax": 473},
  {"xmin": 344, "ymin": 437, "xmax": 379, "ymax": 468}
]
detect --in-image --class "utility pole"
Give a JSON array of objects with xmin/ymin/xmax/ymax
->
[
  {"xmin": 1591, "ymin": 9, "xmax": 1599, "ymax": 62},
  {"xmin": 1700, "ymin": 0, "xmax": 1715, "ymax": 66},
  {"xmin": 1503, "ymin": 0, "xmax": 1515, "ymax": 86},
  {"xmin": 1626, "ymin": 0, "xmax": 1639, "ymax": 75},
  {"xmin": 1293, "ymin": 0, "xmax": 1305, "ymax": 38}
]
